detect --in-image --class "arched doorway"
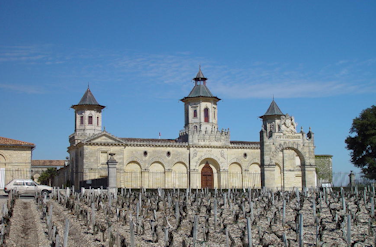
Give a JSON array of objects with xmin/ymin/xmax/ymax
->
[
  {"xmin": 201, "ymin": 162, "xmax": 213, "ymax": 189},
  {"xmin": 228, "ymin": 163, "xmax": 242, "ymax": 188},
  {"xmin": 172, "ymin": 162, "xmax": 188, "ymax": 188},
  {"xmin": 149, "ymin": 162, "xmax": 165, "ymax": 188},
  {"xmin": 281, "ymin": 148, "xmax": 303, "ymax": 190},
  {"xmin": 124, "ymin": 162, "xmax": 142, "ymax": 188}
]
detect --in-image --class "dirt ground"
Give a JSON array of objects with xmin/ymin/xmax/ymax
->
[{"xmin": 5, "ymin": 199, "xmax": 50, "ymax": 247}]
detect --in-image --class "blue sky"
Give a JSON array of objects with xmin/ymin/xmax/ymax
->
[{"xmin": 0, "ymin": 1, "xmax": 375, "ymax": 174}]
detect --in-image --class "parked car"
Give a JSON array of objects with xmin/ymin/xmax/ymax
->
[{"xmin": 4, "ymin": 179, "xmax": 52, "ymax": 196}]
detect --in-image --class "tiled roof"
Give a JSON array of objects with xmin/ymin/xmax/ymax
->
[
  {"xmin": 0, "ymin": 137, "xmax": 35, "ymax": 147},
  {"xmin": 32, "ymin": 160, "xmax": 65, "ymax": 167},
  {"xmin": 230, "ymin": 141, "xmax": 260, "ymax": 145},
  {"xmin": 120, "ymin": 138, "xmax": 178, "ymax": 143}
]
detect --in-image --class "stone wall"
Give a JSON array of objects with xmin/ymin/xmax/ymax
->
[{"xmin": 0, "ymin": 146, "xmax": 32, "ymax": 185}]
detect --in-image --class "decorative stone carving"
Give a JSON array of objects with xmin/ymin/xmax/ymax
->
[
  {"xmin": 280, "ymin": 114, "xmax": 297, "ymax": 134},
  {"xmin": 220, "ymin": 150, "xmax": 225, "ymax": 159},
  {"xmin": 192, "ymin": 149, "xmax": 197, "ymax": 159}
]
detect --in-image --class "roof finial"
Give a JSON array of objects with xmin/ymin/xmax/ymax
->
[
  {"xmin": 88, "ymin": 82, "xmax": 90, "ymax": 89},
  {"xmin": 194, "ymin": 65, "xmax": 207, "ymax": 82}
]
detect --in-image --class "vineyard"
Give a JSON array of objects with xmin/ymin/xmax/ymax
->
[{"xmin": 1, "ymin": 186, "xmax": 376, "ymax": 246}]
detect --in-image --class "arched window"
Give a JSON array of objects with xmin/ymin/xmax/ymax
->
[
  {"xmin": 88, "ymin": 116, "xmax": 93, "ymax": 125},
  {"xmin": 204, "ymin": 108, "xmax": 209, "ymax": 123},
  {"xmin": 194, "ymin": 125, "xmax": 198, "ymax": 132},
  {"xmin": 80, "ymin": 116, "xmax": 84, "ymax": 125},
  {"xmin": 97, "ymin": 117, "xmax": 99, "ymax": 126},
  {"xmin": 193, "ymin": 109, "xmax": 197, "ymax": 118}
]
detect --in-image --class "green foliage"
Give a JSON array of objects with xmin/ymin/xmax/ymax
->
[
  {"xmin": 345, "ymin": 105, "xmax": 376, "ymax": 179},
  {"xmin": 38, "ymin": 167, "xmax": 57, "ymax": 186}
]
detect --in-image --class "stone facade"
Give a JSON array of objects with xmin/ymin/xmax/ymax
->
[
  {"xmin": 63, "ymin": 69, "xmax": 332, "ymax": 190},
  {"xmin": 0, "ymin": 137, "xmax": 35, "ymax": 188}
]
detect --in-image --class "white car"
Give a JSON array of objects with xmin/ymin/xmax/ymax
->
[{"xmin": 4, "ymin": 179, "xmax": 52, "ymax": 196}]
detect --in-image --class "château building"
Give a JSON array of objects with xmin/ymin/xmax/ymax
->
[{"xmin": 65, "ymin": 68, "xmax": 332, "ymax": 190}]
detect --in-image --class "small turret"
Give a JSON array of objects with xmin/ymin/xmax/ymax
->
[
  {"xmin": 260, "ymin": 99, "xmax": 284, "ymax": 138},
  {"xmin": 178, "ymin": 67, "xmax": 229, "ymax": 145},
  {"xmin": 69, "ymin": 87, "xmax": 105, "ymax": 145}
]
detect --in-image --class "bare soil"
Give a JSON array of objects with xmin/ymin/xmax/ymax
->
[{"xmin": 5, "ymin": 199, "xmax": 50, "ymax": 247}]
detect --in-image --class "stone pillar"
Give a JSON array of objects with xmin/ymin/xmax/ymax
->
[
  {"xmin": 243, "ymin": 169, "xmax": 249, "ymax": 188},
  {"xmin": 165, "ymin": 169, "xmax": 173, "ymax": 189},
  {"xmin": 220, "ymin": 170, "xmax": 228, "ymax": 189},
  {"xmin": 349, "ymin": 171, "xmax": 355, "ymax": 187},
  {"xmin": 142, "ymin": 169, "xmax": 149, "ymax": 189},
  {"xmin": 190, "ymin": 169, "xmax": 199, "ymax": 189},
  {"xmin": 303, "ymin": 165, "xmax": 317, "ymax": 189},
  {"xmin": 107, "ymin": 153, "xmax": 118, "ymax": 195},
  {"xmin": 262, "ymin": 164, "xmax": 276, "ymax": 191}
]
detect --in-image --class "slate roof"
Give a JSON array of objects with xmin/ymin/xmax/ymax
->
[
  {"xmin": 0, "ymin": 137, "xmax": 35, "ymax": 147},
  {"xmin": 262, "ymin": 99, "xmax": 284, "ymax": 117},
  {"xmin": 187, "ymin": 84, "xmax": 215, "ymax": 98},
  {"xmin": 182, "ymin": 67, "xmax": 220, "ymax": 100},
  {"xmin": 32, "ymin": 160, "xmax": 65, "ymax": 167},
  {"xmin": 72, "ymin": 87, "xmax": 105, "ymax": 108}
]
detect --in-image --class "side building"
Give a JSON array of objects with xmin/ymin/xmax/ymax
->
[
  {"xmin": 63, "ymin": 68, "xmax": 332, "ymax": 190},
  {"xmin": 0, "ymin": 137, "xmax": 35, "ymax": 188}
]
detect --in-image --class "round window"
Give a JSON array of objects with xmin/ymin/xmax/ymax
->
[
  {"xmin": 243, "ymin": 153, "xmax": 248, "ymax": 159},
  {"xmin": 167, "ymin": 151, "xmax": 171, "ymax": 157},
  {"xmin": 143, "ymin": 151, "xmax": 148, "ymax": 157}
]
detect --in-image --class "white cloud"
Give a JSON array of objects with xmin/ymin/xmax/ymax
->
[
  {"xmin": 1, "ymin": 45, "xmax": 375, "ymax": 98},
  {"xmin": 0, "ymin": 84, "xmax": 45, "ymax": 94}
]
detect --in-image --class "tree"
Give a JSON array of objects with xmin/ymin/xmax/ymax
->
[
  {"xmin": 38, "ymin": 168, "xmax": 57, "ymax": 186},
  {"xmin": 345, "ymin": 105, "xmax": 376, "ymax": 179}
]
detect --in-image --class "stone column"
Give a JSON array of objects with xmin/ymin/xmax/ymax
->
[
  {"xmin": 349, "ymin": 171, "xmax": 355, "ymax": 187},
  {"xmin": 107, "ymin": 153, "xmax": 118, "ymax": 195}
]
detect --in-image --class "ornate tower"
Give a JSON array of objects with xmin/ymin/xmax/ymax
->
[
  {"xmin": 69, "ymin": 87, "xmax": 105, "ymax": 145},
  {"xmin": 260, "ymin": 99, "xmax": 316, "ymax": 190},
  {"xmin": 178, "ymin": 67, "xmax": 230, "ymax": 145}
]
